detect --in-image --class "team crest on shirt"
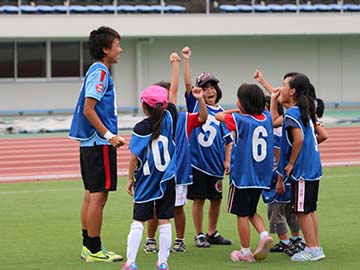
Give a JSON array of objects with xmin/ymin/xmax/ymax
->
[
  {"xmin": 215, "ymin": 180, "xmax": 223, "ymax": 193},
  {"xmin": 96, "ymin": 83, "xmax": 103, "ymax": 93}
]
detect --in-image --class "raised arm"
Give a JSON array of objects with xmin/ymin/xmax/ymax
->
[
  {"xmin": 168, "ymin": 52, "xmax": 181, "ymax": 105},
  {"xmin": 182, "ymin": 46, "xmax": 192, "ymax": 95},
  {"xmin": 253, "ymin": 69, "xmax": 276, "ymax": 94},
  {"xmin": 215, "ymin": 109, "xmax": 240, "ymax": 122},
  {"xmin": 191, "ymin": 87, "xmax": 208, "ymax": 123},
  {"xmin": 270, "ymin": 90, "xmax": 283, "ymax": 127}
]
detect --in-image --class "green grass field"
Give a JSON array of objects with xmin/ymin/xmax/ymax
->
[{"xmin": 1, "ymin": 166, "xmax": 360, "ymax": 270}]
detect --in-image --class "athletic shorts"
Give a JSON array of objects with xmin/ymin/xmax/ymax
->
[
  {"xmin": 227, "ymin": 185, "xmax": 261, "ymax": 218},
  {"xmin": 175, "ymin": 185, "xmax": 188, "ymax": 207},
  {"xmin": 267, "ymin": 202, "xmax": 300, "ymax": 234},
  {"xmin": 80, "ymin": 145, "xmax": 117, "ymax": 193},
  {"xmin": 187, "ymin": 168, "xmax": 223, "ymax": 200},
  {"xmin": 133, "ymin": 179, "xmax": 175, "ymax": 222},
  {"xmin": 291, "ymin": 179, "xmax": 319, "ymax": 214}
]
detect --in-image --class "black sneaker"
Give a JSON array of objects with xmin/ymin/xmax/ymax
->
[
  {"xmin": 194, "ymin": 233, "xmax": 210, "ymax": 248},
  {"xmin": 290, "ymin": 237, "xmax": 306, "ymax": 251},
  {"xmin": 206, "ymin": 231, "xmax": 232, "ymax": 245},
  {"xmin": 270, "ymin": 241, "xmax": 285, "ymax": 252},
  {"xmin": 144, "ymin": 238, "xmax": 158, "ymax": 253},
  {"xmin": 270, "ymin": 241, "xmax": 300, "ymax": 256},
  {"xmin": 172, "ymin": 240, "xmax": 186, "ymax": 252}
]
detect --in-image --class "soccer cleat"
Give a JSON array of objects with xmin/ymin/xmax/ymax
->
[
  {"xmin": 144, "ymin": 238, "xmax": 158, "ymax": 253},
  {"xmin": 206, "ymin": 231, "xmax": 232, "ymax": 245},
  {"xmin": 81, "ymin": 246, "xmax": 89, "ymax": 259},
  {"xmin": 253, "ymin": 235, "xmax": 275, "ymax": 260},
  {"xmin": 172, "ymin": 240, "xmax": 186, "ymax": 252},
  {"xmin": 270, "ymin": 241, "xmax": 301, "ymax": 256},
  {"xmin": 85, "ymin": 249, "xmax": 123, "ymax": 263},
  {"xmin": 194, "ymin": 233, "xmax": 210, "ymax": 248},
  {"xmin": 121, "ymin": 261, "xmax": 138, "ymax": 270},
  {"xmin": 290, "ymin": 237, "xmax": 306, "ymax": 251},
  {"xmin": 230, "ymin": 250, "xmax": 255, "ymax": 262},
  {"xmin": 291, "ymin": 247, "xmax": 326, "ymax": 261},
  {"xmin": 156, "ymin": 261, "xmax": 169, "ymax": 270}
]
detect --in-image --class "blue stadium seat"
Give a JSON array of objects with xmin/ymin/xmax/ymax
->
[
  {"xmin": 328, "ymin": 4, "xmax": 342, "ymax": 11},
  {"xmin": 151, "ymin": 5, "xmax": 170, "ymax": 13},
  {"xmin": 282, "ymin": 4, "xmax": 297, "ymax": 12},
  {"xmin": 2, "ymin": 5, "xmax": 18, "ymax": 14},
  {"xmin": 254, "ymin": 4, "xmax": 271, "ymax": 12},
  {"xmin": 299, "ymin": 4, "xmax": 317, "ymax": 12},
  {"xmin": 135, "ymin": 5, "xmax": 156, "ymax": 13},
  {"xmin": 219, "ymin": 4, "xmax": 238, "ymax": 12},
  {"xmin": 267, "ymin": 4, "xmax": 286, "ymax": 12},
  {"xmin": 314, "ymin": 4, "xmax": 332, "ymax": 12},
  {"xmin": 117, "ymin": 5, "xmax": 137, "ymax": 13},
  {"xmin": 343, "ymin": 4, "xmax": 360, "ymax": 12},
  {"xmin": 53, "ymin": 5, "xmax": 67, "ymax": 14},
  {"xmin": 85, "ymin": 5, "xmax": 105, "ymax": 13},
  {"xmin": 166, "ymin": 5, "xmax": 186, "ymax": 13},
  {"xmin": 236, "ymin": 4, "xmax": 253, "ymax": 12},
  {"xmin": 36, "ymin": 5, "xmax": 55, "ymax": 14},
  {"xmin": 20, "ymin": 5, "xmax": 37, "ymax": 14},
  {"xmin": 103, "ymin": 4, "xmax": 115, "ymax": 13},
  {"xmin": 69, "ymin": 5, "xmax": 88, "ymax": 13}
]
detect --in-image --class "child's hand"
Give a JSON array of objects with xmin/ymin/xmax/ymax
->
[
  {"xmin": 181, "ymin": 46, "xmax": 191, "ymax": 61},
  {"xmin": 271, "ymin": 88, "xmax": 280, "ymax": 101},
  {"xmin": 126, "ymin": 177, "xmax": 135, "ymax": 196},
  {"xmin": 253, "ymin": 69, "xmax": 264, "ymax": 82},
  {"xmin": 191, "ymin": 87, "xmax": 203, "ymax": 99},
  {"xmin": 170, "ymin": 52, "xmax": 181, "ymax": 63}
]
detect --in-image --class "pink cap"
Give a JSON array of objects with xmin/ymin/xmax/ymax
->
[{"xmin": 140, "ymin": 85, "xmax": 168, "ymax": 109}]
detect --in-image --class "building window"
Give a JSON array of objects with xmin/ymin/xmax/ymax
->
[
  {"xmin": 51, "ymin": 42, "xmax": 80, "ymax": 77},
  {"xmin": 0, "ymin": 42, "xmax": 14, "ymax": 78},
  {"xmin": 17, "ymin": 42, "xmax": 46, "ymax": 78}
]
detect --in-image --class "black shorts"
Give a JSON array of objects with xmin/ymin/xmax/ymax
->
[
  {"xmin": 133, "ymin": 179, "xmax": 175, "ymax": 222},
  {"xmin": 187, "ymin": 168, "xmax": 223, "ymax": 200},
  {"xmin": 291, "ymin": 180, "xmax": 319, "ymax": 214},
  {"xmin": 227, "ymin": 185, "xmax": 261, "ymax": 218},
  {"xmin": 80, "ymin": 145, "xmax": 117, "ymax": 193}
]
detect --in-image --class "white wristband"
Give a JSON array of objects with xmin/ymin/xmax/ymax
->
[{"xmin": 104, "ymin": 131, "xmax": 115, "ymax": 141}]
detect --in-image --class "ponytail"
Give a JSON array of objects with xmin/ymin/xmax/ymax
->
[{"xmin": 151, "ymin": 103, "xmax": 165, "ymax": 141}]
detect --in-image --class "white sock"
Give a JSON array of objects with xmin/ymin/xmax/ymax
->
[
  {"xmin": 241, "ymin": 247, "xmax": 251, "ymax": 255},
  {"xmin": 126, "ymin": 221, "xmax": 144, "ymax": 263},
  {"xmin": 259, "ymin": 231, "xmax": 269, "ymax": 239},
  {"xmin": 158, "ymin": 223, "xmax": 172, "ymax": 264}
]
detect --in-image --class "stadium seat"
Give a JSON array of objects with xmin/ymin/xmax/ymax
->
[
  {"xmin": 236, "ymin": 4, "xmax": 253, "ymax": 12},
  {"xmin": 20, "ymin": 5, "xmax": 37, "ymax": 14},
  {"xmin": 135, "ymin": 5, "xmax": 156, "ymax": 13},
  {"xmin": 117, "ymin": 5, "xmax": 137, "ymax": 13},
  {"xmin": 69, "ymin": 5, "xmax": 88, "ymax": 14},
  {"xmin": 103, "ymin": 4, "xmax": 115, "ymax": 13},
  {"xmin": 328, "ymin": 4, "xmax": 342, "ymax": 12},
  {"xmin": 151, "ymin": 5, "xmax": 170, "ymax": 13},
  {"xmin": 53, "ymin": 5, "xmax": 67, "ymax": 14},
  {"xmin": 314, "ymin": 4, "xmax": 332, "ymax": 12},
  {"xmin": 299, "ymin": 4, "xmax": 317, "ymax": 12},
  {"xmin": 282, "ymin": 4, "xmax": 298, "ymax": 12},
  {"xmin": 36, "ymin": 5, "xmax": 55, "ymax": 14},
  {"xmin": 343, "ymin": 4, "xmax": 360, "ymax": 12},
  {"xmin": 267, "ymin": 4, "xmax": 286, "ymax": 12},
  {"xmin": 218, "ymin": 4, "xmax": 238, "ymax": 12},
  {"xmin": 254, "ymin": 4, "xmax": 271, "ymax": 12},
  {"xmin": 166, "ymin": 5, "xmax": 186, "ymax": 13},
  {"xmin": 85, "ymin": 5, "xmax": 105, "ymax": 13},
  {"xmin": 2, "ymin": 5, "xmax": 18, "ymax": 14}
]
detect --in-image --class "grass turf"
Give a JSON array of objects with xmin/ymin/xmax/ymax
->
[{"xmin": 0, "ymin": 166, "xmax": 359, "ymax": 270}]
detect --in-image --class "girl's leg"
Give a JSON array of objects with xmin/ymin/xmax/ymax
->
[
  {"xmin": 249, "ymin": 213, "xmax": 267, "ymax": 233},
  {"xmin": 238, "ymin": 216, "xmax": 251, "ymax": 248},
  {"xmin": 309, "ymin": 211, "xmax": 320, "ymax": 247},
  {"xmin": 174, "ymin": 206, "xmax": 186, "ymax": 240},
  {"xmin": 192, "ymin": 199, "xmax": 205, "ymax": 234},
  {"xmin": 126, "ymin": 220, "xmax": 144, "ymax": 263},
  {"xmin": 208, "ymin": 198, "xmax": 221, "ymax": 235},
  {"xmin": 157, "ymin": 219, "xmax": 172, "ymax": 264},
  {"xmin": 297, "ymin": 212, "xmax": 317, "ymax": 248}
]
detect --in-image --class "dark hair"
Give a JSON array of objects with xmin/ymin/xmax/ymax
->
[
  {"xmin": 265, "ymin": 95, "xmax": 284, "ymax": 116},
  {"xmin": 142, "ymin": 102, "xmax": 165, "ymax": 142},
  {"xmin": 88, "ymin": 26, "xmax": 120, "ymax": 60},
  {"xmin": 154, "ymin": 81, "xmax": 171, "ymax": 91},
  {"xmin": 308, "ymin": 83, "xmax": 325, "ymax": 118},
  {"xmin": 237, "ymin": 83, "xmax": 265, "ymax": 115},
  {"xmin": 287, "ymin": 73, "xmax": 316, "ymax": 127}
]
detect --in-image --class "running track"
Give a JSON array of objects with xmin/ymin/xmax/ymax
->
[{"xmin": 1, "ymin": 126, "xmax": 360, "ymax": 183}]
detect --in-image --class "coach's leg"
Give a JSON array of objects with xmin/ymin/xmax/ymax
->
[{"xmin": 81, "ymin": 190, "xmax": 90, "ymax": 247}]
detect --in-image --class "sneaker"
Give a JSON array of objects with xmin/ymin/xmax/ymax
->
[
  {"xmin": 291, "ymin": 237, "xmax": 306, "ymax": 251},
  {"xmin": 156, "ymin": 261, "xmax": 169, "ymax": 270},
  {"xmin": 101, "ymin": 246, "xmax": 123, "ymax": 260},
  {"xmin": 195, "ymin": 233, "xmax": 210, "ymax": 248},
  {"xmin": 81, "ymin": 246, "xmax": 89, "ymax": 259},
  {"xmin": 291, "ymin": 247, "xmax": 326, "ymax": 261},
  {"xmin": 85, "ymin": 249, "xmax": 123, "ymax": 263},
  {"xmin": 144, "ymin": 238, "xmax": 158, "ymax": 253},
  {"xmin": 206, "ymin": 231, "xmax": 232, "ymax": 245},
  {"xmin": 270, "ymin": 241, "xmax": 300, "ymax": 256},
  {"xmin": 230, "ymin": 250, "xmax": 255, "ymax": 262},
  {"xmin": 121, "ymin": 261, "xmax": 138, "ymax": 270},
  {"xmin": 253, "ymin": 235, "xmax": 275, "ymax": 261},
  {"xmin": 172, "ymin": 240, "xmax": 186, "ymax": 252}
]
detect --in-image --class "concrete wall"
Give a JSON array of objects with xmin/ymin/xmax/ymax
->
[{"xmin": 0, "ymin": 14, "xmax": 359, "ymax": 113}]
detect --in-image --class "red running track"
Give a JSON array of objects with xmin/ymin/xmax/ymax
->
[{"xmin": 0, "ymin": 127, "xmax": 360, "ymax": 182}]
